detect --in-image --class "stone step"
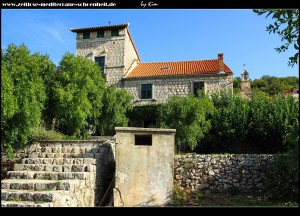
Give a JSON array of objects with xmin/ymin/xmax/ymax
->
[
  {"xmin": 34, "ymin": 146, "xmax": 101, "ymax": 154},
  {"xmin": 28, "ymin": 152, "xmax": 105, "ymax": 159},
  {"xmin": 1, "ymin": 179, "xmax": 82, "ymax": 191},
  {"xmin": 36, "ymin": 141, "xmax": 111, "ymax": 148},
  {"xmin": 7, "ymin": 171, "xmax": 91, "ymax": 180},
  {"xmin": 1, "ymin": 189, "xmax": 69, "ymax": 204},
  {"xmin": 14, "ymin": 164, "xmax": 95, "ymax": 172},
  {"xmin": 21, "ymin": 158, "xmax": 96, "ymax": 165},
  {"xmin": 1, "ymin": 200, "xmax": 54, "ymax": 207}
]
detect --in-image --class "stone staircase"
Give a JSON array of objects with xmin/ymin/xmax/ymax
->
[{"xmin": 1, "ymin": 140, "xmax": 115, "ymax": 207}]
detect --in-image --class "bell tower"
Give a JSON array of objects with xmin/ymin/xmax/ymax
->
[{"xmin": 240, "ymin": 65, "xmax": 252, "ymax": 99}]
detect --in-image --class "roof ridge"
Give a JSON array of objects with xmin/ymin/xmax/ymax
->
[{"xmin": 137, "ymin": 59, "xmax": 218, "ymax": 64}]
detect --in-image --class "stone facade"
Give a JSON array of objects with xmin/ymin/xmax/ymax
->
[
  {"xmin": 174, "ymin": 154, "xmax": 273, "ymax": 192},
  {"xmin": 122, "ymin": 74, "xmax": 233, "ymax": 105},
  {"xmin": 74, "ymin": 26, "xmax": 139, "ymax": 87},
  {"xmin": 71, "ymin": 24, "xmax": 234, "ymax": 105},
  {"xmin": 114, "ymin": 127, "xmax": 176, "ymax": 207}
]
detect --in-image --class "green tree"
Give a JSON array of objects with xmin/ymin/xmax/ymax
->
[
  {"xmin": 1, "ymin": 44, "xmax": 50, "ymax": 158},
  {"xmin": 97, "ymin": 85, "xmax": 133, "ymax": 135},
  {"xmin": 233, "ymin": 77, "xmax": 241, "ymax": 94},
  {"xmin": 253, "ymin": 9, "xmax": 299, "ymax": 67},
  {"xmin": 251, "ymin": 75, "xmax": 299, "ymax": 96},
  {"xmin": 206, "ymin": 91, "xmax": 251, "ymax": 153},
  {"xmin": 159, "ymin": 93, "xmax": 214, "ymax": 152},
  {"xmin": 50, "ymin": 53, "xmax": 105, "ymax": 137}
]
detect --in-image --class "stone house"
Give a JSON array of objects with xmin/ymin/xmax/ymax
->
[{"xmin": 70, "ymin": 23, "xmax": 234, "ymax": 107}]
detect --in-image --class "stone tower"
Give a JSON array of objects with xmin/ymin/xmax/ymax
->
[
  {"xmin": 70, "ymin": 23, "xmax": 140, "ymax": 87},
  {"xmin": 240, "ymin": 66, "xmax": 252, "ymax": 99}
]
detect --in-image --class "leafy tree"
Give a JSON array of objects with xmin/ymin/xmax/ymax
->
[
  {"xmin": 233, "ymin": 77, "xmax": 241, "ymax": 94},
  {"xmin": 1, "ymin": 44, "xmax": 50, "ymax": 158},
  {"xmin": 159, "ymin": 93, "xmax": 214, "ymax": 152},
  {"xmin": 97, "ymin": 85, "xmax": 133, "ymax": 135},
  {"xmin": 264, "ymin": 121, "xmax": 299, "ymax": 202},
  {"xmin": 251, "ymin": 75, "xmax": 299, "ymax": 96},
  {"xmin": 250, "ymin": 90, "xmax": 299, "ymax": 153},
  {"xmin": 253, "ymin": 9, "xmax": 299, "ymax": 67},
  {"xmin": 49, "ymin": 53, "xmax": 105, "ymax": 137},
  {"xmin": 205, "ymin": 91, "xmax": 252, "ymax": 153}
]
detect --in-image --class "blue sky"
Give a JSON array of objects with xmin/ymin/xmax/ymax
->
[{"xmin": 1, "ymin": 9, "xmax": 299, "ymax": 80}]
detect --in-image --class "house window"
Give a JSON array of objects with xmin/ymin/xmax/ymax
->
[
  {"xmin": 83, "ymin": 32, "xmax": 90, "ymax": 39},
  {"xmin": 193, "ymin": 81, "xmax": 204, "ymax": 96},
  {"xmin": 97, "ymin": 31, "xmax": 104, "ymax": 38},
  {"xmin": 141, "ymin": 84, "xmax": 153, "ymax": 99},
  {"xmin": 95, "ymin": 56, "xmax": 105, "ymax": 71},
  {"xmin": 111, "ymin": 30, "xmax": 119, "ymax": 37}
]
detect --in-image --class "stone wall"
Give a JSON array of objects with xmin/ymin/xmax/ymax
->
[
  {"xmin": 122, "ymin": 74, "xmax": 233, "ymax": 105},
  {"xmin": 75, "ymin": 28, "xmax": 139, "ymax": 87},
  {"xmin": 174, "ymin": 154, "xmax": 273, "ymax": 192}
]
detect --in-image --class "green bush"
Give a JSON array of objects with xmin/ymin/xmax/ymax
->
[
  {"xmin": 47, "ymin": 53, "xmax": 105, "ymax": 137},
  {"xmin": 264, "ymin": 122, "xmax": 299, "ymax": 202},
  {"xmin": 204, "ymin": 91, "xmax": 251, "ymax": 152},
  {"xmin": 159, "ymin": 93, "xmax": 214, "ymax": 152},
  {"xmin": 250, "ymin": 90, "xmax": 299, "ymax": 153},
  {"xmin": 97, "ymin": 85, "xmax": 133, "ymax": 135},
  {"xmin": 29, "ymin": 126, "xmax": 65, "ymax": 141}
]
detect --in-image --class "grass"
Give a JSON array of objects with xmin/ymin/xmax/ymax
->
[
  {"xmin": 29, "ymin": 126, "xmax": 65, "ymax": 141},
  {"xmin": 43, "ymin": 173, "xmax": 52, "ymax": 180},
  {"xmin": 170, "ymin": 186, "xmax": 299, "ymax": 207}
]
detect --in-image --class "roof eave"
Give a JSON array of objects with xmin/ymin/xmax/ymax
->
[{"xmin": 70, "ymin": 24, "xmax": 129, "ymax": 33}]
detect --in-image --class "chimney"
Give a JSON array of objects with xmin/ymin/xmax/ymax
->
[{"xmin": 218, "ymin": 53, "xmax": 224, "ymax": 72}]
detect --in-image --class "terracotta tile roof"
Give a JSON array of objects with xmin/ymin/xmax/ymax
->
[
  {"xmin": 70, "ymin": 23, "xmax": 129, "ymax": 32},
  {"xmin": 126, "ymin": 59, "xmax": 232, "ymax": 78}
]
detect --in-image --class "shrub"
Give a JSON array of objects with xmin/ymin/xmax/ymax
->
[
  {"xmin": 264, "ymin": 122, "xmax": 299, "ymax": 202},
  {"xmin": 29, "ymin": 126, "xmax": 64, "ymax": 141},
  {"xmin": 48, "ymin": 53, "xmax": 105, "ymax": 137},
  {"xmin": 159, "ymin": 93, "xmax": 214, "ymax": 152},
  {"xmin": 97, "ymin": 86, "xmax": 133, "ymax": 135}
]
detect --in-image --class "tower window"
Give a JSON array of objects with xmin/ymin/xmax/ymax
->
[
  {"xmin": 193, "ymin": 81, "xmax": 204, "ymax": 96},
  {"xmin": 111, "ymin": 30, "xmax": 119, "ymax": 37},
  {"xmin": 83, "ymin": 32, "xmax": 90, "ymax": 39},
  {"xmin": 95, "ymin": 56, "xmax": 105, "ymax": 71},
  {"xmin": 97, "ymin": 31, "xmax": 104, "ymax": 38},
  {"xmin": 141, "ymin": 84, "xmax": 153, "ymax": 99}
]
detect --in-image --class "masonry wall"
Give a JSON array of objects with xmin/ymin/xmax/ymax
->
[
  {"xmin": 114, "ymin": 127, "xmax": 176, "ymax": 207},
  {"xmin": 75, "ymin": 30, "xmax": 125, "ymax": 86},
  {"xmin": 75, "ymin": 29, "xmax": 139, "ymax": 87},
  {"xmin": 174, "ymin": 154, "xmax": 273, "ymax": 192},
  {"xmin": 121, "ymin": 74, "xmax": 233, "ymax": 105},
  {"xmin": 124, "ymin": 30, "xmax": 139, "ymax": 76}
]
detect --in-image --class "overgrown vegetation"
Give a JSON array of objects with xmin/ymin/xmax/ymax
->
[
  {"xmin": 233, "ymin": 76, "xmax": 299, "ymax": 96},
  {"xmin": 159, "ymin": 92, "xmax": 214, "ymax": 152},
  {"xmin": 97, "ymin": 85, "xmax": 133, "ymax": 135},
  {"xmin": 29, "ymin": 126, "xmax": 65, "ymax": 142},
  {"xmin": 264, "ymin": 122, "xmax": 299, "ymax": 202},
  {"xmin": 1, "ymin": 44, "xmax": 51, "ymax": 158},
  {"xmin": 1, "ymin": 44, "xmax": 133, "ymax": 159}
]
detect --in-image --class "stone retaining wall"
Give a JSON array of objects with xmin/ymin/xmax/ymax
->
[{"xmin": 174, "ymin": 154, "xmax": 273, "ymax": 192}]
